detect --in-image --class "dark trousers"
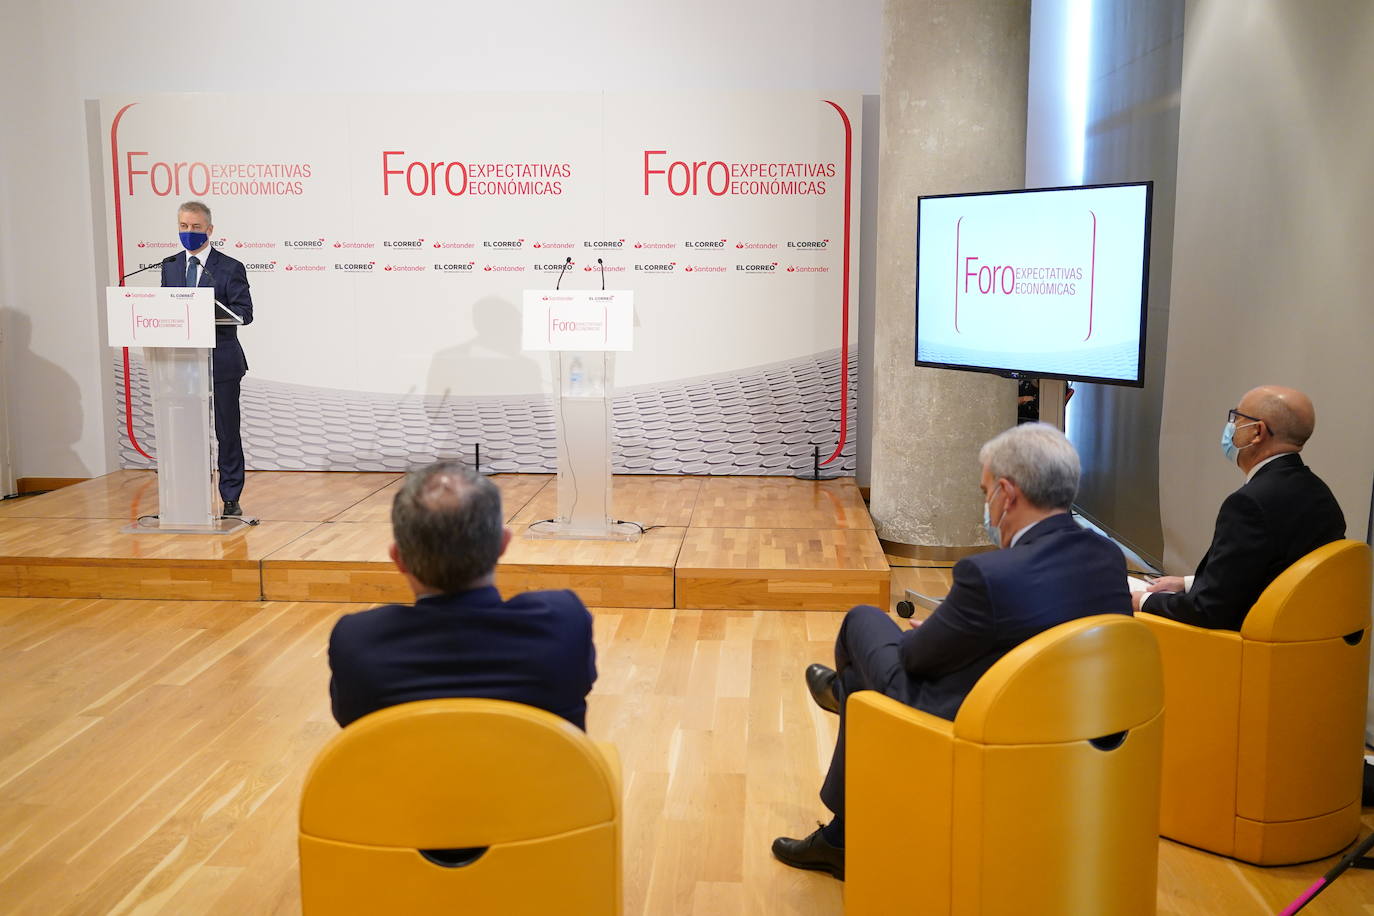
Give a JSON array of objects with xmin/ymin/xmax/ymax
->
[
  {"xmin": 819, "ymin": 605, "xmax": 917, "ymax": 841},
  {"xmin": 213, "ymin": 377, "xmax": 244, "ymax": 502}
]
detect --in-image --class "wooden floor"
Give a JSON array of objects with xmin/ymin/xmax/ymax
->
[
  {"xmin": 0, "ymin": 472, "xmax": 889, "ymax": 611},
  {"xmin": 1, "ymin": 580, "xmax": 1370, "ymax": 914}
]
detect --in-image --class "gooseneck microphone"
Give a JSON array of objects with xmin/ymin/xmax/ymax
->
[
  {"xmin": 554, "ymin": 256, "xmax": 572, "ymax": 290},
  {"xmin": 194, "ymin": 262, "xmax": 241, "ymax": 324},
  {"xmin": 120, "ymin": 254, "xmax": 177, "ymax": 283},
  {"xmin": 598, "ymin": 257, "xmax": 605, "ymax": 290}
]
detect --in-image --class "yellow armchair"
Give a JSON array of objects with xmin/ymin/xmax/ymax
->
[
  {"xmin": 846, "ymin": 614, "xmax": 1164, "ymax": 916},
  {"xmin": 299, "ymin": 698, "xmax": 621, "ymax": 915},
  {"xmin": 1139, "ymin": 539, "xmax": 1371, "ymax": 865}
]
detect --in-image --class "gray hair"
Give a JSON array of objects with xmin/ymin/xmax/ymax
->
[
  {"xmin": 391, "ymin": 461, "xmax": 504, "ymax": 593},
  {"xmin": 177, "ymin": 200, "xmax": 213, "ymax": 224},
  {"xmin": 978, "ymin": 423, "xmax": 1080, "ymax": 510}
]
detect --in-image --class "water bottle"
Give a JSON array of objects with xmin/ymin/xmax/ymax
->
[{"xmin": 568, "ymin": 356, "xmax": 585, "ymax": 395}]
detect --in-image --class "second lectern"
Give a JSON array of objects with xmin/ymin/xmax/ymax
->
[{"xmin": 522, "ymin": 290, "xmax": 636, "ymax": 540}]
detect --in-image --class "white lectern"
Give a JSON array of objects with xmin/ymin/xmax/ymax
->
[
  {"xmin": 106, "ymin": 287, "xmax": 243, "ymax": 533},
  {"xmin": 522, "ymin": 290, "xmax": 637, "ymax": 540}
]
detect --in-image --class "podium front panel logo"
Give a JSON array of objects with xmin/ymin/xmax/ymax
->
[
  {"xmin": 107, "ymin": 287, "xmax": 214, "ymax": 348},
  {"xmin": 521, "ymin": 290, "xmax": 634, "ymax": 352}
]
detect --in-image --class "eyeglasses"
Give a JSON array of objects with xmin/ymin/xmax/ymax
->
[{"xmin": 1227, "ymin": 408, "xmax": 1262, "ymax": 425}]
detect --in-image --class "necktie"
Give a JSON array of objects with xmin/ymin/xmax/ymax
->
[{"xmin": 186, "ymin": 255, "xmax": 200, "ymax": 288}]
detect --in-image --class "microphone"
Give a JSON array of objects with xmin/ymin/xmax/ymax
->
[
  {"xmin": 598, "ymin": 257, "xmax": 605, "ymax": 291},
  {"xmin": 120, "ymin": 254, "xmax": 177, "ymax": 283},
  {"xmin": 195, "ymin": 262, "xmax": 241, "ymax": 324},
  {"xmin": 554, "ymin": 256, "xmax": 572, "ymax": 290},
  {"xmin": 182, "ymin": 259, "xmax": 240, "ymax": 325}
]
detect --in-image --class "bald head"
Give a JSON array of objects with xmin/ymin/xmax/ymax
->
[
  {"xmin": 391, "ymin": 461, "xmax": 504, "ymax": 593},
  {"xmin": 1238, "ymin": 385, "xmax": 1315, "ymax": 448}
]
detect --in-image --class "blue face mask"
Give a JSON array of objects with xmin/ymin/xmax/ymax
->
[
  {"xmin": 1220, "ymin": 420, "xmax": 1258, "ymax": 465},
  {"xmin": 179, "ymin": 231, "xmax": 209, "ymax": 251},
  {"xmin": 983, "ymin": 486, "xmax": 1005, "ymax": 548}
]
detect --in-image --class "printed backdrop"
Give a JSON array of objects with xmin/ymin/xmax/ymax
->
[{"xmin": 100, "ymin": 93, "xmax": 860, "ymax": 474}]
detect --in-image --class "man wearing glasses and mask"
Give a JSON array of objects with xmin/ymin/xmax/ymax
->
[{"xmin": 1133, "ymin": 385, "xmax": 1345, "ymax": 629}]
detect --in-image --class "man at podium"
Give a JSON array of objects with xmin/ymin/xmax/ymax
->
[{"xmin": 161, "ymin": 201, "xmax": 254, "ymax": 516}]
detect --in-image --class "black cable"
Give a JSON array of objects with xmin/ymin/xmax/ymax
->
[
  {"xmin": 613, "ymin": 520, "xmax": 661, "ymax": 534},
  {"xmin": 133, "ymin": 513, "xmax": 256, "ymax": 528}
]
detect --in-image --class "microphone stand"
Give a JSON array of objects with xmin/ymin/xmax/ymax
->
[{"xmin": 120, "ymin": 255, "xmax": 176, "ymax": 283}]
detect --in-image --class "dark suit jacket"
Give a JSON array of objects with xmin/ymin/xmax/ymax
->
[
  {"xmin": 162, "ymin": 247, "xmax": 254, "ymax": 382},
  {"xmin": 899, "ymin": 512, "xmax": 1132, "ymax": 721},
  {"xmin": 1142, "ymin": 452, "xmax": 1345, "ymax": 630},
  {"xmin": 328, "ymin": 586, "xmax": 597, "ymax": 730}
]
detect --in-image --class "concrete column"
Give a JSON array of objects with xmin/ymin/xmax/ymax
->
[{"xmin": 869, "ymin": 0, "xmax": 1029, "ymax": 551}]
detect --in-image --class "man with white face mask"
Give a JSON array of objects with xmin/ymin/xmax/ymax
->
[
  {"xmin": 772, "ymin": 423, "xmax": 1131, "ymax": 880},
  {"xmin": 1134, "ymin": 385, "xmax": 1345, "ymax": 628}
]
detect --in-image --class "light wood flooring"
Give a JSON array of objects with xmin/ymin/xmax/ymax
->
[
  {"xmin": 1, "ymin": 568, "xmax": 1370, "ymax": 914},
  {"xmin": 0, "ymin": 472, "xmax": 888, "ymax": 610}
]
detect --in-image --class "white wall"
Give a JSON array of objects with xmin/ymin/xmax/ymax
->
[
  {"xmin": 1164, "ymin": 0, "xmax": 1374, "ymax": 740},
  {"xmin": 0, "ymin": 0, "xmax": 882, "ymax": 480},
  {"xmin": 1162, "ymin": 0, "xmax": 1374, "ymax": 566},
  {"xmin": 0, "ymin": 294, "xmax": 13, "ymax": 495},
  {"xmin": 1027, "ymin": 0, "xmax": 1185, "ymax": 567}
]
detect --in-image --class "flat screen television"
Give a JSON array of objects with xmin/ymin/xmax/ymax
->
[{"xmin": 915, "ymin": 181, "xmax": 1152, "ymax": 387}]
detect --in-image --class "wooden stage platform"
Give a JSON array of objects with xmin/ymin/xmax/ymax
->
[{"xmin": 0, "ymin": 472, "xmax": 889, "ymax": 609}]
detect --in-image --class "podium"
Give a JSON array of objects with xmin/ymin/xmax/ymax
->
[
  {"xmin": 106, "ymin": 287, "xmax": 244, "ymax": 533},
  {"xmin": 522, "ymin": 290, "xmax": 637, "ymax": 540}
]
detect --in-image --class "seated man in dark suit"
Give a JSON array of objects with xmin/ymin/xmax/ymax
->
[
  {"xmin": 328, "ymin": 461, "xmax": 597, "ymax": 729},
  {"xmin": 1134, "ymin": 385, "xmax": 1345, "ymax": 629},
  {"xmin": 772, "ymin": 423, "xmax": 1131, "ymax": 879}
]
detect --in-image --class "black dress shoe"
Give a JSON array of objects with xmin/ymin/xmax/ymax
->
[
  {"xmin": 222, "ymin": 500, "xmax": 243, "ymax": 517},
  {"xmin": 805, "ymin": 663, "xmax": 840, "ymax": 714},
  {"xmin": 772, "ymin": 827, "xmax": 844, "ymax": 879}
]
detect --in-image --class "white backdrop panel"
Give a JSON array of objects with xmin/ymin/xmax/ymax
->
[{"xmin": 100, "ymin": 92, "xmax": 861, "ymax": 474}]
